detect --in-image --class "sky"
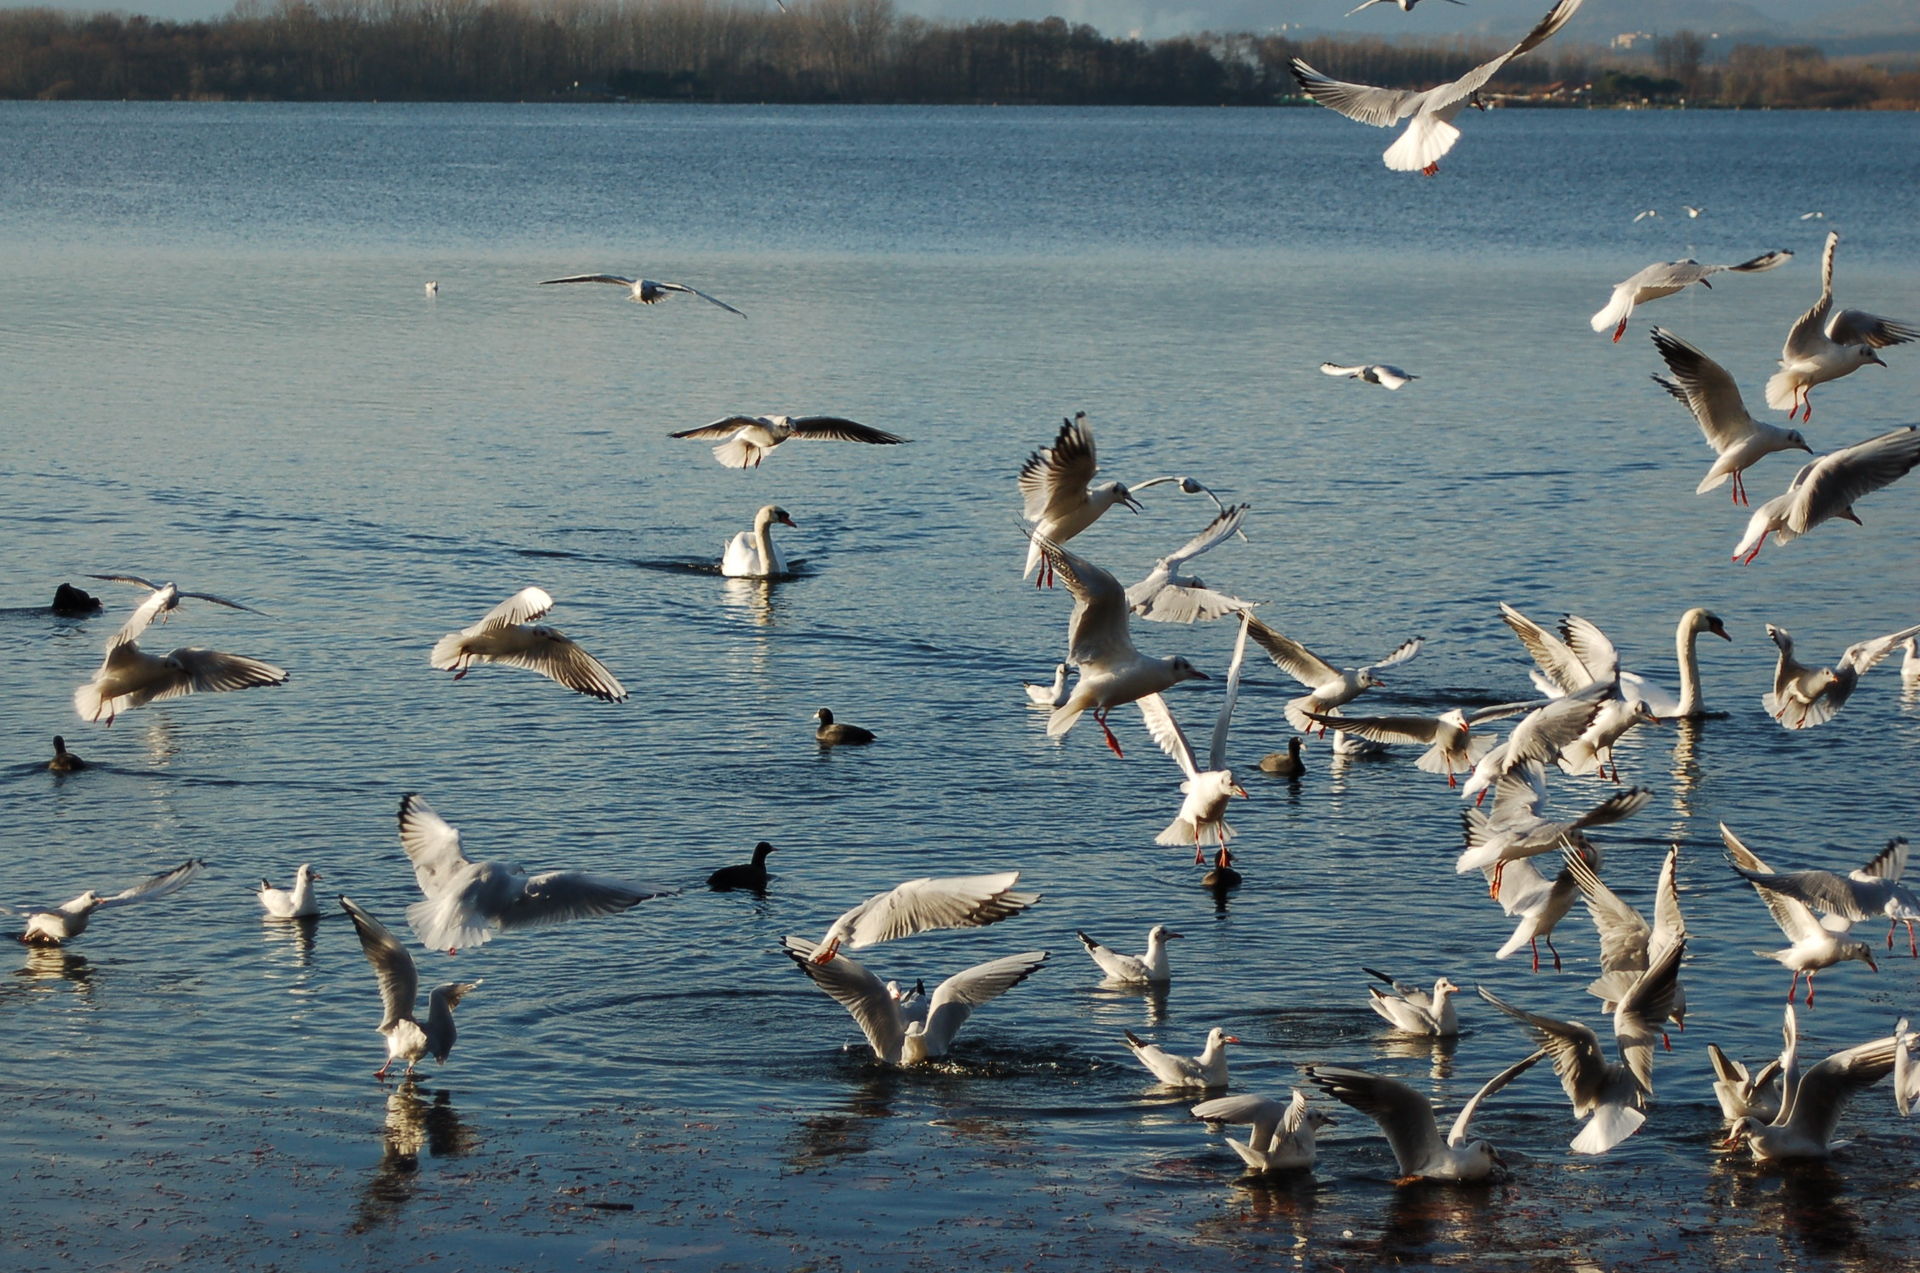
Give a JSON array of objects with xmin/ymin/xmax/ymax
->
[{"xmin": 1, "ymin": 0, "xmax": 1822, "ymax": 44}]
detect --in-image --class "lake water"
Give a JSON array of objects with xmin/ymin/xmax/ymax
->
[{"xmin": 3, "ymin": 103, "xmax": 1920, "ymax": 1271}]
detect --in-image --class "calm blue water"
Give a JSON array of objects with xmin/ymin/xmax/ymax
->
[{"xmin": 3, "ymin": 103, "xmax": 1920, "ymax": 1271}]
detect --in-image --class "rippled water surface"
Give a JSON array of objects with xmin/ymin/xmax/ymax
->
[{"xmin": 4, "ymin": 103, "xmax": 1920, "ymax": 1271}]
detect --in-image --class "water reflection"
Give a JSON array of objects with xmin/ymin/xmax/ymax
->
[
  {"xmin": 4, "ymin": 947, "xmax": 95, "ymax": 1005},
  {"xmin": 720, "ymin": 577, "xmax": 779, "ymax": 628},
  {"xmin": 1706, "ymin": 1150, "xmax": 1884, "ymax": 1268},
  {"xmin": 1380, "ymin": 1181, "xmax": 1503, "ymax": 1261},
  {"xmin": 259, "ymin": 915, "xmax": 320, "ymax": 967},
  {"xmin": 139, "ymin": 714, "xmax": 181, "ymax": 766},
  {"xmin": 787, "ymin": 1068, "xmax": 900, "ymax": 1171},
  {"xmin": 352, "ymin": 1083, "xmax": 475, "ymax": 1232},
  {"xmin": 1191, "ymin": 1171, "xmax": 1318, "ymax": 1252},
  {"xmin": 1374, "ymin": 1032, "xmax": 1458, "ymax": 1081},
  {"xmin": 1086, "ymin": 983, "xmax": 1170, "ymax": 1028},
  {"xmin": 1667, "ymin": 719, "xmax": 1705, "ymax": 823}
]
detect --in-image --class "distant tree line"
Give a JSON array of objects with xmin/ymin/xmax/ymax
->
[{"xmin": 1, "ymin": 0, "xmax": 1915, "ymax": 107}]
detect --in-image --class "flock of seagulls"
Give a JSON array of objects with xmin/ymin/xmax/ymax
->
[{"xmin": 24, "ymin": 49, "xmax": 1920, "ymax": 1209}]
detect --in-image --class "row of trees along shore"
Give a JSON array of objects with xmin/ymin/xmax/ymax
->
[{"xmin": 3, "ymin": 0, "xmax": 1917, "ymax": 106}]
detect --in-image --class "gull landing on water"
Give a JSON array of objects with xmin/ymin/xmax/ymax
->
[
  {"xmin": 8, "ymin": 859, "xmax": 203, "ymax": 946},
  {"xmin": 1304, "ymin": 1052, "xmax": 1546, "ymax": 1182},
  {"xmin": 1320, "ymin": 362, "xmax": 1417, "ymax": 390},
  {"xmin": 1762, "ymin": 621, "xmax": 1920, "ymax": 731},
  {"xmin": 341, "ymin": 896, "xmax": 479, "ymax": 1081},
  {"xmin": 670, "ymin": 413, "xmax": 906, "ymax": 470},
  {"xmin": 1590, "ymin": 249, "xmax": 1792, "ymax": 343},
  {"xmin": 1137, "ymin": 612, "xmax": 1253, "ymax": 861},
  {"xmin": 1289, "ymin": 0, "xmax": 1584, "ymax": 176},
  {"xmin": 539, "ymin": 273, "xmax": 745, "ymax": 316}
]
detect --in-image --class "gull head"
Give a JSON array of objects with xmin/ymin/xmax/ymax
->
[
  {"xmin": 1846, "ymin": 942, "xmax": 1880, "ymax": 972},
  {"xmin": 296, "ymin": 864, "xmax": 321, "ymax": 883},
  {"xmin": 60, "ymin": 891, "xmax": 102, "ymax": 915},
  {"xmin": 1722, "ymin": 1117, "xmax": 1760, "ymax": 1151},
  {"xmin": 1786, "ymin": 429, "xmax": 1814, "ymax": 454},
  {"xmin": 1149, "ymin": 925, "xmax": 1184, "ymax": 944},
  {"xmin": 1167, "ymin": 657, "xmax": 1210, "ymax": 684},
  {"xmin": 1433, "ymin": 977, "xmax": 1461, "ymax": 999},
  {"xmin": 1100, "ymin": 481, "xmax": 1144, "ymax": 514},
  {"xmin": 1361, "ymin": 671, "xmax": 1386, "ymax": 689}
]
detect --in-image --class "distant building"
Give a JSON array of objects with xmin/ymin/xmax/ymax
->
[{"xmin": 1611, "ymin": 32, "xmax": 1653, "ymax": 50}]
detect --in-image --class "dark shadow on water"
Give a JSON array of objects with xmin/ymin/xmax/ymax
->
[
  {"xmin": 1711, "ymin": 1150, "xmax": 1876, "ymax": 1265},
  {"xmin": 352, "ymin": 1083, "xmax": 475, "ymax": 1233},
  {"xmin": 786, "ymin": 1068, "xmax": 900, "ymax": 1172}
]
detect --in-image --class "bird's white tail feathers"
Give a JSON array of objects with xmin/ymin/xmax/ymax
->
[
  {"xmin": 72, "ymin": 682, "xmax": 109, "ymax": 722},
  {"xmin": 1156, "ymin": 817, "xmax": 1234, "ymax": 848},
  {"xmin": 1764, "ymin": 368, "xmax": 1800, "ymax": 413},
  {"xmin": 712, "ymin": 439, "xmax": 759, "ymax": 469},
  {"xmin": 1047, "ymin": 694, "xmax": 1089, "ymax": 738},
  {"xmin": 1382, "ymin": 115, "xmax": 1460, "ymax": 173},
  {"xmin": 407, "ymin": 894, "xmax": 494, "ymax": 954},
  {"xmin": 1571, "ymin": 1105, "xmax": 1646, "ymax": 1155},
  {"xmin": 1590, "ymin": 288, "xmax": 1632, "ymax": 335},
  {"xmin": 428, "ymin": 632, "xmax": 469, "ymax": 671}
]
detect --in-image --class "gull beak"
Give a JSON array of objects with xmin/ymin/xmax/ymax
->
[
  {"xmin": 1122, "ymin": 494, "xmax": 1145, "ymax": 514},
  {"xmin": 1165, "ymin": 931, "xmax": 1185, "ymax": 941},
  {"xmin": 1224, "ymin": 1036, "xmax": 1242, "ymax": 1044},
  {"xmin": 1869, "ymin": 352, "xmax": 1888, "ymax": 368},
  {"xmin": 1232, "ymin": 783, "xmax": 1249, "ymax": 799}
]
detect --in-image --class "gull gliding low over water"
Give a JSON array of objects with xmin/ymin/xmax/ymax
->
[
  {"xmin": 7, "ymin": 858, "xmax": 203, "ymax": 946},
  {"xmin": 809, "ymin": 872, "xmax": 1040, "ymax": 964},
  {"xmin": 342, "ymin": 895, "xmax": 479, "ymax": 1081},
  {"xmin": 1766, "ymin": 231, "xmax": 1918, "ymax": 422},
  {"xmin": 670, "ymin": 414, "xmax": 907, "ymax": 469},
  {"xmin": 1589, "ymin": 249, "xmax": 1792, "ymax": 343},
  {"xmin": 1026, "ymin": 530, "xmax": 1210, "ymax": 757},
  {"xmin": 1762, "ymin": 621, "xmax": 1920, "ymax": 730},
  {"xmin": 1319, "ymin": 362, "xmax": 1417, "ymax": 389},
  {"xmin": 1124, "ymin": 503, "xmax": 1254, "ymax": 624},
  {"xmin": 1732, "ymin": 426, "xmax": 1920, "ymax": 563},
  {"xmin": 396, "ymin": 792, "xmax": 674, "ymax": 954},
  {"xmin": 1304, "ymin": 1052, "xmax": 1547, "ymax": 1181},
  {"xmin": 1301, "ymin": 696, "xmax": 1544, "ymax": 788},
  {"xmin": 73, "ymin": 589, "xmax": 288, "ymax": 725},
  {"xmin": 1288, "ymin": 0, "xmax": 1584, "ymax": 176},
  {"xmin": 538, "ymin": 273, "xmax": 745, "ymax": 316},
  {"xmin": 1649, "ymin": 326, "xmax": 1813, "ymax": 506},
  {"xmin": 86, "ymin": 574, "xmax": 268, "ymax": 620},
  {"xmin": 1726, "ymin": 836, "xmax": 1920, "ymax": 958},
  {"xmin": 782, "ymin": 936, "xmax": 1049, "ymax": 1065},
  {"xmin": 430, "ymin": 586, "xmax": 626, "ymax": 702},
  {"xmin": 1244, "ymin": 616, "xmax": 1421, "ymax": 735}
]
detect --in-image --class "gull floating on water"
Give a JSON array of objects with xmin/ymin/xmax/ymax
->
[
  {"xmin": 1077, "ymin": 924, "xmax": 1180, "ymax": 986},
  {"xmin": 782, "ymin": 936, "xmax": 1048, "ymax": 1065},
  {"xmin": 1137, "ymin": 612, "xmax": 1253, "ymax": 860},
  {"xmin": 1683, "ymin": 205, "xmax": 1705, "ymax": 218},
  {"xmin": 257, "ymin": 863, "xmax": 323, "ymax": 919},
  {"xmin": 1023, "ymin": 663, "xmax": 1073, "ymax": 708},
  {"xmin": 1191, "ymin": 1089, "xmax": 1332, "ymax": 1174},
  {"xmin": 1304, "ymin": 1052, "xmax": 1547, "ymax": 1181},
  {"xmin": 1479, "ymin": 939, "xmax": 1686, "ymax": 1155},
  {"xmin": 1589, "ymin": 249, "xmax": 1792, "ymax": 343},
  {"xmin": 539, "ymin": 273, "xmax": 744, "ymax": 316},
  {"xmin": 1722, "ymin": 822, "xmax": 1878, "ymax": 1004},
  {"xmin": 1650, "ymin": 327, "xmax": 1813, "ymax": 506},
  {"xmin": 395, "ymin": 792, "xmax": 673, "ymax": 954},
  {"xmin": 1766, "ymin": 232, "xmax": 1917, "ymax": 422},
  {"xmin": 7, "ymin": 858, "xmax": 202, "ymax": 946},
  {"xmin": 341, "ymin": 895, "xmax": 479, "ymax": 1081},
  {"xmin": 1019, "ymin": 413, "xmax": 1142, "ymax": 585},
  {"xmin": 1244, "ymin": 616, "xmax": 1421, "ymax": 735},
  {"xmin": 721, "ymin": 505, "xmax": 796, "ymax": 579},
  {"xmin": 1363, "ymin": 968, "xmax": 1461, "ymax": 1037},
  {"xmin": 1027, "ymin": 530, "xmax": 1209, "ymax": 757},
  {"xmin": 809, "ymin": 872, "xmax": 1040, "ymax": 964},
  {"xmin": 1125, "ymin": 503, "xmax": 1254, "ymax": 624},
  {"xmin": 1124, "ymin": 1026, "xmax": 1236, "ymax": 1089},
  {"xmin": 1732, "ymin": 425, "xmax": 1920, "ymax": 563},
  {"xmin": 1289, "ymin": 0, "xmax": 1585, "ymax": 176},
  {"xmin": 74, "ymin": 589, "xmax": 287, "ymax": 725},
  {"xmin": 1319, "ymin": 362, "xmax": 1417, "ymax": 390},
  {"xmin": 670, "ymin": 414, "xmax": 906, "ymax": 469},
  {"xmin": 430, "ymin": 586, "xmax": 626, "ymax": 702},
  {"xmin": 1762, "ymin": 621, "xmax": 1920, "ymax": 730}
]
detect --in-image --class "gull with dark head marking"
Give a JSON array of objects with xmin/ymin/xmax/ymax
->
[
  {"xmin": 1125, "ymin": 504, "xmax": 1254, "ymax": 624},
  {"xmin": 1320, "ymin": 362, "xmax": 1417, "ymax": 389},
  {"xmin": 1590, "ymin": 249, "xmax": 1792, "ymax": 343},
  {"xmin": 1125, "ymin": 1026, "xmax": 1237, "ymax": 1089},
  {"xmin": 395, "ymin": 792, "xmax": 673, "ymax": 954},
  {"xmin": 1732, "ymin": 425, "xmax": 1920, "ymax": 563},
  {"xmin": 1243, "ymin": 615, "xmax": 1421, "ymax": 735},
  {"xmin": 670, "ymin": 414, "xmax": 905, "ymax": 470},
  {"xmin": 1725, "ymin": 835, "xmax": 1920, "ymax": 958},
  {"xmin": 1191, "ymin": 1089, "xmax": 1333, "ymax": 1175},
  {"xmin": 1767, "ymin": 232, "xmax": 1918, "ymax": 422},
  {"xmin": 1077, "ymin": 924, "xmax": 1180, "ymax": 986},
  {"xmin": 1026, "ymin": 530, "xmax": 1209, "ymax": 757},
  {"xmin": 1649, "ymin": 327, "xmax": 1813, "ymax": 506},
  {"xmin": 1722, "ymin": 822, "xmax": 1878, "ymax": 1004},
  {"xmin": 1762, "ymin": 621, "xmax": 1920, "ymax": 730},
  {"xmin": 1019, "ymin": 413, "xmax": 1143, "ymax": 585},
  {"xmin": 1303, "ymin": 1051, "xmax": 1547, "ymax": 1182},
  {"xmin": 74, "ymin": 589, "xmax": 287, "ymax": 725},
  {"xmin": 539, "ymin": 272, "xmax": 744, "ymax": 316},
  {"xmin": 86, "ymin": 574, "xmax": 268, "ymax": 621},
  {"xmin": 782, "ymin": 936, "xmax": 1048, "ymax": 1065},
  {"xmin": 341, "ymin": 896, "xmax": 479, "ymax": 1081},
  {"xmin": 1137, "ymin": 612, "xmax": 1253, "ymax": 861},
  {"xmin": 1478, "ymin": 939, "xmax": 1686, "ymax": 1155},
  {"xmin": 809, "ymin": 872, "xmax": 1039, "ymax": 965},
  {"xmin": 1289, "ymin": 0, "xmax": 1584, "ymax": 175},
  {"xmin": 8, "ymin": 858, "xmax": 202, "ymax": 946},
  {"xmin": 430, "ymin": 586, "xmax": 625, "ymax": 702}
]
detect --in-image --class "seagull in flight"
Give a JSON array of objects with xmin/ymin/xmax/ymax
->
[
  {"xmin": 1649, "ymin": 327, "xmax": 1812, "ymax": 506},
  {"xmin": 1762, "ymin": 621, "xmax": 1920, "ymax": 730},
  {"xmin": 1732, "ymin": 425, "xmax": 1920, "ymax": 563},
  {"xmin": 1345, "ymin": 0, "xmax": 1464, "ymax": 13},
  {"xmin": 1590, "ymin": 249, "xmax": 1793, "ymax": 343},
  {"xmin": 1320, "ymin": 362, "xmax": 1418, "ymax": 390},
  {"xmin": 539, "ymin": 273, "xmax": 745, "ymax": 316},
  {"xmin": 671, "ymin": 413, "xmax": 906, "ymax": 469},
  {"xmin": 1765, "ymin": 231, "xmax": 1918, "ymax": 422},
  {"xmin": 1019, "ymin": 413, "xmax": 1143, "ymax": 585},
  {"xmin": 1289, "ymin": 0, "xmax": 1584, "ymax": 175}
]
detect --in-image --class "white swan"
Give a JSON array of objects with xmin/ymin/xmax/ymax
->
[
  {"xmin": 1501, "ymin": 601, "xmax": 1728, "ymax": 720},
  {"xmin": 721, "ymin": 505, "xmax": 796, "ymax": 578}
]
